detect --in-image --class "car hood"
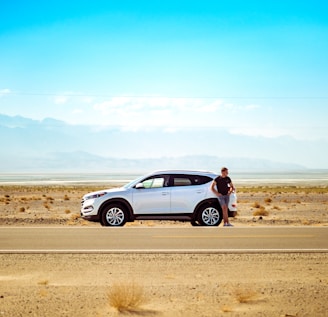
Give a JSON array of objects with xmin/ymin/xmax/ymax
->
[{"xmin": 84, "ymin": 187, "xmax": 126, "ymax": 198}]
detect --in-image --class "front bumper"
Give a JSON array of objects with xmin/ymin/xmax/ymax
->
[
  {"xmin": 80, "ymin": 213, "xmax": 100, "ymax": 222},
  {"xmin": 80, "ymin": 198, "xmax": 99, "ymax": 220}
]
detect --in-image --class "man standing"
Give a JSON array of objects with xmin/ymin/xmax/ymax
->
[{"xmin": 210, "ymin": 167, "xmax": 235, "ymax": 227}]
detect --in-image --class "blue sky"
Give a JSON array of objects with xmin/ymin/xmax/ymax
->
[{"xmin": 1, "ymin": 1, "xmax": 328, "ymax": 163}]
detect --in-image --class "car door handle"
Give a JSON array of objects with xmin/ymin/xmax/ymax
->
[
  {"xmin": 196, "ymin": 190, "xmax": 203, "ymax": 194},
  {"xmin": 162, "ymin": 192, "xmax": 169, "ymax": 196}
]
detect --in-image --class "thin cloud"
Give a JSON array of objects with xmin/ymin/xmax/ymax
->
[
  {"xmin": 0, "ymin": 88, "xmax": 11, "ymax": 97},
  {"xmin": 245, "ymin": 104, "xmax": 261, "ymax": 110},
  {"xmin": 229, "ymin": 127, "xmax": 285, "ymax": 138},
  {"xmin": 53, "ymin": 91, "xmax": 94, "ymax": 105},
  {"xmin": 72, "ymin": 108, "xmax": 83, "ymax": 114},
  {"xmin": 80, "ymin": 96, "xmax": 94, "ymax": 104},
  {"xmin": 91, "ymin": 97, "xmax": 264, "ymax": 130},
  {"xmin": 54, "ymin": 95, "xmax": 70, "ymax": 104},
  {"xmin": 93, "ymin": 97, "xmax": 232, "ymax": 114}
]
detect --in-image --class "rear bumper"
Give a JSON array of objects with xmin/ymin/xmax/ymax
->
[{"xmin": 228, "ymin": 209, "xmax": 237, "ymax": 217}]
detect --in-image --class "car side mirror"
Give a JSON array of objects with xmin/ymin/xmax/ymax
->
[{"xmin": 135, "ymin": 183, "xmax": 144, "ymax": 189}]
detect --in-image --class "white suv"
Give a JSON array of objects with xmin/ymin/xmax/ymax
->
[{"xmin": 80, "ymin": 170, "xmax": 237, "ymax": 226}]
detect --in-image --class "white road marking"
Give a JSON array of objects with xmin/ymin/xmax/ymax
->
[{"xmin": 0, "ymin": 249, "xmax": 327, "ymax": 254}]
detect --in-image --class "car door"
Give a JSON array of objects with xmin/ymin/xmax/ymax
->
[
  {"xmin": 170, "ymin": 174, "xmax": 207, "ymax": 214},
  {"xmin": 132, "ymin": 175, "xmax": 171, "ymax": 214}
]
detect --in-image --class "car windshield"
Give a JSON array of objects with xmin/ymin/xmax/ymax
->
[{"xmin": 123, "ymin": 175, "xmax": 146, "ymax": 189}]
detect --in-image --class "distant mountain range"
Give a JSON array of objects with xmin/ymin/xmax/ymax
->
[
  {"xmin": 0, "ymin": 114, "xmax": 324, "ymax": 172},
  {"xmin": 1, "ymin": 151, "xmax": 305, "ymax": 173}
]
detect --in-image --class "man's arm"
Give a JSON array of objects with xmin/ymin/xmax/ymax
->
[
  {"xmin": 210, "ymin": 180, "xmax": 220, "ymax": 196},
  {"xmin": 228, "ymin": 181, "xmax": 235, "ymax": 194}
]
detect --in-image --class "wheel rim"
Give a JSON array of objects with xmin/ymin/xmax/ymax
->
[
  {"xmin": 202, "ymin": 207, "xmax": 220, "ymax": 225},
  {"xmin": 105, "ymin": 207, "xmax": 125, "ymax": 226}
]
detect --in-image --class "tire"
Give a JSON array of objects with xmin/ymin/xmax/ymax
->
[
  {"xmin": 190, "ymin": 219, "xmax": 201, "ymax": 226},
  {"xmin": 197, "ymin": 205, "xmax": 222, "ymax": 226},
  {"xmin": 101, "ymin": 204, "xmax": 127, "ymax": 226}
]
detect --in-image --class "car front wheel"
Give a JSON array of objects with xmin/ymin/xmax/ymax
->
[
  {"xmin": 197, "ymin": 205, "xmax": 222, "ymax": 226},
  {"xmin": 101, "ymin": 204, "xmax": 127, "ymax": 226}
]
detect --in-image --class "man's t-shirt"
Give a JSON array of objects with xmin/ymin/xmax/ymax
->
[{"xmin": 215, "ymin": 176, "xmax": 232, "ymax": 195}]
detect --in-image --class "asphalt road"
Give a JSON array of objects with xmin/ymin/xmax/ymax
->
[{"xmin": 0, "ymin": 227, "xmax": 327, "ymax": 253}]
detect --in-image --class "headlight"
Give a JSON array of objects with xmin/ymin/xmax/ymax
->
[{"xmin": 85, "ymin": 192, "xmax": 107, "ymax": 200}]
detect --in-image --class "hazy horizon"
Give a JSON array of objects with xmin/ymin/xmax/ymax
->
[{"xmin": 1, "ymin": 170, "xmax": 328, "ymax": 186}]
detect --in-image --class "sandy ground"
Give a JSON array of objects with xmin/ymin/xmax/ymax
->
[
  {"xmin": 0, "ymin": 184, "xmax": 327, "ymax": 226},
  {"xmin": 0, "ymin": 253, "xmax": 327, "ymax": 317},
  {"xmin": 0, "ymin": 184, "xmax": 328, "ymax": 316}
]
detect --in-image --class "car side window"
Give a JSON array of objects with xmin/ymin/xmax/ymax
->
[
  {"xmin": 173, "ymin": 177, "xmax": 192, "ymax": 186},
  {"xmin": 142, "ymin": 177, "xmax": 165, "ymax": 189},
  {"xmin": 191, "ymin": 175, "xmax": 213, "ymax": 185},
  {"xmin": 171, "ymin": 175, "xmax": 213, "ymax": 186}
]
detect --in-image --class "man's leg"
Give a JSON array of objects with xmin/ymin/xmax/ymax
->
[
  {"xmin": 218, "ymin": 195, "xmax": 231, "ymax": 225},
  {"xmin": 222, "ymin": 205, "xmax": 229, "ymax": 224}
]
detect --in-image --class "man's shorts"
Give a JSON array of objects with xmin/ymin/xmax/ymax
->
[{"xmin": 218, "ymin": 195, "xmax": 230, "ymax": 207}]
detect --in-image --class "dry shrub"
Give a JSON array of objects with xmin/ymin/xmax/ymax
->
[
  {"xmin": 221, "ymin": 305, "xmax": 234, "ymax": 312},
  {"xmin": 66, "ymin": 214, "xmax": 84, "ymax": 225},
  {"xmin": 252, "ymin": 202, "xmax": 261, "ymax": 208},
  {"xmin": 3, "ymin": 196, "xmax": 11, "ymax": 204},
  {"xmin": 264, "ymin": 197, "xmax": 272, "ymax": 204},
  {"xmin": 38, "ymin": 279, "xmax": 49, "ymax": 286},
  {"xmin": 43, "ymin": 202, "xmax": 50, "ymax": 210},
  {"xmin": 19, "ymin": 207, "xmax": 25, "ymax": 212},
  {"xmin": 64, "ymin": 195, "xmax": 70, "ymax": 201},
  {"xmin": 272, "ymin": 205, "xmax": 281, "ymax": 210},
  {"xmin": 108, "ymin": 282, "xmax": 148, "ymax": 313},
  {"xmin": 234, "ymin": 288, "xmax": 259, "ymax": 303},
  {"xmin": 65, "ymin": 209, "xmax": 71, "ymax": 214},
  {"xmin": 70, "ymin": 214, "xmax": 80, "ymax": 221},
  {"xmin": 253, "ymin": 207, "xmax": 269, "ymax": 216}
]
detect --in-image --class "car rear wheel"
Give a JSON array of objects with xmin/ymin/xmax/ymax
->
[
  {"xmin": 101, "ymin": 204, "xmax": 127, "ymax": 226},
  {"xmin": 197, "ymin": 205, "xmax": 222, "ymax": 226}
]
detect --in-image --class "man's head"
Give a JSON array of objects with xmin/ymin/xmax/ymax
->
[{"xmin": 221, "ymin": 167, "xmax": 229, "ymax": 177}]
